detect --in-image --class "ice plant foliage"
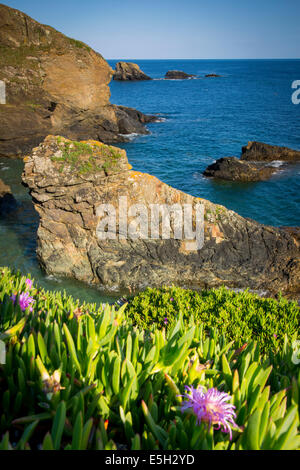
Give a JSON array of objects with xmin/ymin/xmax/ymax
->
[{"xmin": 181, "ymin": 386, "xmax": 238, "ymax": 440}]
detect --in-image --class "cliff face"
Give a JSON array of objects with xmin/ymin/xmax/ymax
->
[
  {"xmin": 0, "ymin": 4, "xmax": 154, "ymax": 157},
  {"xmin": 22, "ymin": 136, "xmax": 300, "ymax": 297}
]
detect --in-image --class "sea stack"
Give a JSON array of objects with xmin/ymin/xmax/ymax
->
[{"xmin": 113, "ymin": 62, "xmax": 152, "ymax": 81}]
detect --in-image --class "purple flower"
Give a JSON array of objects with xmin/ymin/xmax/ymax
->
[
  {"xmin": 25, "ymin": 278, "xmax": 33, "ymax": 290},
  {"xmin": 170, "ymin": 298, "xmax": 174, "ymax": 302},
  {"xmin": 164, "ymin": 317, "xmax": 168, "ymax": 325},
  {"xmin": 273, "ymin": 334, "xmax": 277, "ymax": 338},
  {"xmin": 181, "ymin": 386, "xmax": 238, "ymax": 440},
  {"xmin": 11, "ymin": 292, "xmax": 35, "ymax": 312}
]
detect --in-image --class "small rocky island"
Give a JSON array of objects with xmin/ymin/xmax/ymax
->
[
  {"xmin": 165, "ymin": 70, "xmax": 196, "ymax": 79},
  {"xmin": 203, "ymin": 157, "xmax": 276, "ymax": 182},
  {"xmin": 205, "ymin": 74, "xmax": 222, "ymax": 77},
  {"xmin": 204, "ymin": 142, "xmax": 300, "ymax": 182},
  {"xmin": 113, "ymin": 61, "xmax": 152, "ymax": 81},
  {"xmin": 22, "ymin": 135, "xmax": 300, "ymax": 297},
  {"xmin": 241, "ymin": 141, "xmax": 300, "ymax": 162}
]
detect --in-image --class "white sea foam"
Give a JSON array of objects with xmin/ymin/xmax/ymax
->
[
  {"xmin": 46, "ymin": 275, "xmax": 62, "ymax": 283},
  {"xmin": 269, "ymin": 160, "xmax": 284, "ymax": 168},
  {"xmin": 119, "ymin": 133, "xmax": 140, "ymax": 140}
]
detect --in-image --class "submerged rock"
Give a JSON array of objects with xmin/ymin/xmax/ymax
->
[
  {"xmin": 0, "ymin": 4, "xmax": 154, "ymax": 157},
  {"xmin": 205, "ymin": 74, "xmax": 222, "ymax": 78},
  {"xmin": 164, "ymin": 71, "xmax": 195, "ymax": 79},
  {"xmin": 113, "ymin": 62, "xmax": 152, "ymax": 81},
  {"xmin": 0, "ymin": 178, "xmax": 16, "ymax": 212},
  {"xmin": 241, "ymin": 142, "xmax": 300, "ymax": 162},
  {"xmin": 203, "ymin": 157, "xmax": 276, "ymax": 182},
  {"xmin": 22, "ymin": 135, "xmax": 300, "ymax": 297}
]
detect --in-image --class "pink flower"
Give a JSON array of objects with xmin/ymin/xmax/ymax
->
[
  {"xmin": 181, "ymin": 386, "xmax": 238, "ymax": 440},
  {"xmin": 164, "ymin": 317, "xmax": 168, "ymax": 325},
  {"xmin": 11, "ymin": 292, "xmax": 35, "ymax": 312},
  {"xmin": 25, "ymin": 278, "xmax": 33, "ymax": 290}
]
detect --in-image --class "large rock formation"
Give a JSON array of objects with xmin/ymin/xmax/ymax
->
[
  {"xmin": 22, "ymin": 135, "xmax": 300, "ymax": 297},
  {"xmin": 203, "ymin": 157, "xmax": 276, "ymax": 182},
  {"xmin": 113, "ymin": 62, "xmax": 151, "ymax": 81},
  {"xmin": 241, "ymin": 142, "xmax": 300, "ymax": 162},
  {"xmin": 0, "ymin": 4, "xmax": 155, "ymax": 157},
  {"xmin": 164, "ymin": 71, "xmax": 195, "ymax": 80}
]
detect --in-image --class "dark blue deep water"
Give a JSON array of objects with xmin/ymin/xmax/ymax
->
[
  {"xmin": 109, "ymin": 59, "xmax": 300, "ymax": 226},
  {"xmin": 0, "ymin": 60, "xmax": 299, "ymax": 303}
]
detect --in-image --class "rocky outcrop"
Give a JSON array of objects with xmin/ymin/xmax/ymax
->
[
  {"xmin": 203, "ymin": 157, "xmax": 276, "ymax": 182},
  {"xmin": 22, "ymin": 135, "xmax": 300, "ymax": 297},
  {"xmin": 205, "ymin": 74, "xmax": 221, "ymax": 78},
  {"xmin": 0, "ymin": 4, "xmax": 155, "ymax": 157},
  {"xmin": 113, "ymin": 62, "xmax": 151, "ymax": 81},
  {"xmin": 241, "ymin": 142, "xmax": 300, "ymax": 162},
  {"xmin": 165, "ymin": 71, "xmax": 195, "ymax": 79}
]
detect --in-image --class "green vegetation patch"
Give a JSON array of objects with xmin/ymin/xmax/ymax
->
[
  {"xmin": 50, "ymin": 138, "xmax": 123, "ymax": 175},
  {"xmin": 126, "ymin": 286, "xmax": 299, "ymax": 352},
  {"xmin": 0, "ymin": 267, "xmax": 299, "ymax": 450},
  {"xmin": 67, "ymin": 37, "xmax": 92, "ymax": 52}
]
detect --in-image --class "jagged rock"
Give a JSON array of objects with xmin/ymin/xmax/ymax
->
[
  {"xmin": 203, "ymin": 157, "xmax": 276, "ymax": 182},
  {"xmin": 22, "ymin": 135, "xmax": 300, "ymax": 297},
  {"xmin": 205, "ymin": 74, "xmax": 221, "ymax": 78},
  {"xmin": 241, "ymin": 142, "xmax": 300, "ymax": 162},
  {"xmin": 0, "ymin": 4, "xmax": 155, "ymax": 157},
  {"xmin": 113, "ymin": 62, "xmax": 151, "ymax": 81},
  {"xmin": 165, "ymin": 71, "xmax": 195, "ymax": 79}
]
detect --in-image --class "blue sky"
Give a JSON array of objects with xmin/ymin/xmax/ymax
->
[{"xmin": 2, "ymin": 0, "xmax": 300, "ymax": 59}]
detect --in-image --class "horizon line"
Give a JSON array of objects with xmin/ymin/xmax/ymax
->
[{"xmin": 106, "ymin": 58, "xmax": 300, "ymax": 61}]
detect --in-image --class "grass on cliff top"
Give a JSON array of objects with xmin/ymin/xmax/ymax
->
[
  {"xmin": 0, "ymin": 44, "xmax": 52, "ymax": 68},
  {"xmin": 67, "ymin": 37, "xmax": 92, "ymax": 52},
  {"xmin": 0, "ymin": 266, "xmax": 300, "ymax": 450},
  {"xmin": 126, "ymin": 285, "xmax": 299, "ymax": 353},
  {"xmin": 50, "ymin": 138, "xmax": 123, "ymax": 175}
]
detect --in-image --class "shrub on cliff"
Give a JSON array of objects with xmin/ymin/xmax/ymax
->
[
  {"xmin": 126, "ymin": 286, "xmax": 299, "ymax": 353},
  {"xmin": 0, "ymin": 268, "xmax": 299, "ymax": 450}
]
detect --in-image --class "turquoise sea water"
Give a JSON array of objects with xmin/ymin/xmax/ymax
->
[{"xmin": 0, "ymin": 59, "xmax": 299, "ymax": 303}]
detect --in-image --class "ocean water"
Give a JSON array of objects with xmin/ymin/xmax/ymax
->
[
  {"xmin": 0, "ymin": 59, "xmax": 299, "ymax": 303},
  {"xmin": 109, "ymin": 59, "xmax": 300, "ymax": 226}
]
